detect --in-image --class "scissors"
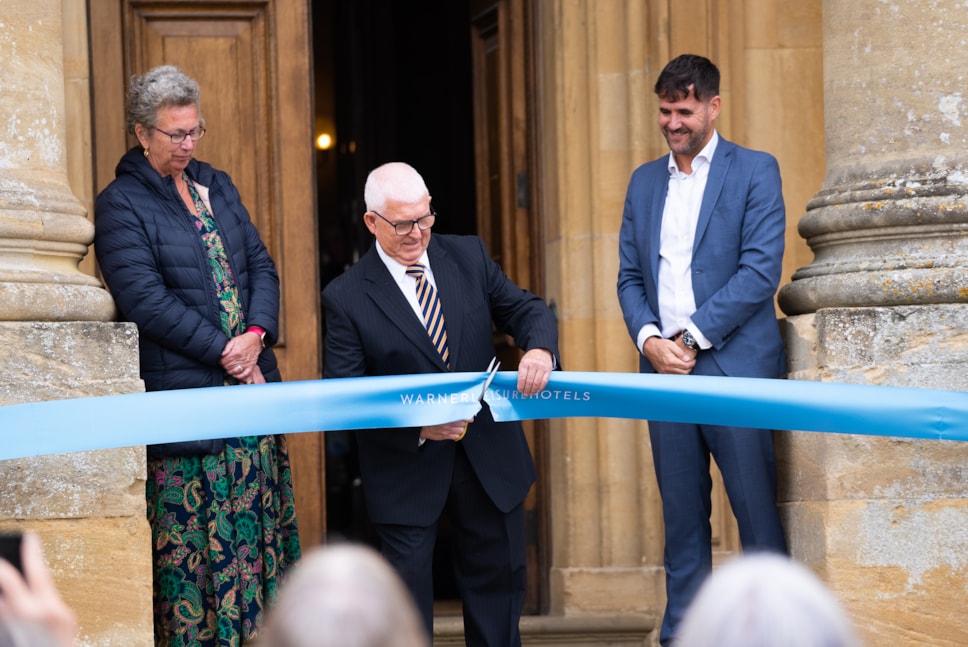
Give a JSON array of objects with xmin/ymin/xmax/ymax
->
[{"xmin": 457, "ymin": 357, "xmax": 500, "ymax": 441}]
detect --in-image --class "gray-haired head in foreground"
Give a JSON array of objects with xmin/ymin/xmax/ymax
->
[
  {"xmin": 364, "ymin": 162, "xmax": 430, "ymax": 214},
  {"xmin": 126, "ymin": 65, "xmax": 204, "ymax": 136},
  {"xmin": 674, "ymin": 552, "xmax": 862, "ymax": 647},
  {"xmin": 263, "ymin": 543, "xmax": 429, "ymax": 647}
]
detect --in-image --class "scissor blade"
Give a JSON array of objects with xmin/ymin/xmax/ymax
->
[{"xmin": 479, "ymin": 358, "xmax": 500, "ymax": 401}]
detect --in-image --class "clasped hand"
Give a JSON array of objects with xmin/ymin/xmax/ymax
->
[
  {"xmin": 643, "ymin": 336, "xmax": 697, "ymax": 375},
  {"xmin": 220, "ymin": 331, "xmax": 266, "ymax": 384}
]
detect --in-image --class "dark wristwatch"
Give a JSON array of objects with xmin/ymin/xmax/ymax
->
[{"xmin": 680, "ymin": 329, "xmax": 700, "ymax": 351}]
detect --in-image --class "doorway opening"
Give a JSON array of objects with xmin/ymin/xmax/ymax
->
[
  {"xmin": 315, "ymin": 0, "xmax": 477, "ymax": 292},
  {"xmin": 312, "ymin": 0, "xmax": 477, "ymax": 608}
]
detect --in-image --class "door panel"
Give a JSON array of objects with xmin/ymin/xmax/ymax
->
[
  {"xmin": 470, "ymin": 0, "xmax": 548, "ymax": 614},
  {"xmin": 89, "ymin": 0, "xmax": 325, "ymax": 546}
]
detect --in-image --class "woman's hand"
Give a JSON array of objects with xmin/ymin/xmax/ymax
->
[
  {"xmin": 220, "ymin": 331, "xmax": 264, "ymax": 382},
  {"xmin": 246, "ymin": 364, "xmax": 266, "ymax": 385}
]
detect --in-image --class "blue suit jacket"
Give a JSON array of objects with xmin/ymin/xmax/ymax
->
[
  {"xmin": 322, "ymin": 234, "xmax": 559, "ymax": 526},
  {"xmin": 617, "ymin": 137, "xmax": 787, "ymax": 378}
]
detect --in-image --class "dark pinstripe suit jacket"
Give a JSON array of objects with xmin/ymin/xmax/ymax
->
[{"xmin": 322, "ymin": 234, "xmax": 559, "ymax": 526}]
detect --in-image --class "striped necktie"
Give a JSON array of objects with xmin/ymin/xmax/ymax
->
[{"xmin": 406, "ymin": 263, "xmax": 450, "ymax": 367}]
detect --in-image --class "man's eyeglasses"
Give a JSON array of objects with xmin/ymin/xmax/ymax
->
[
  {"xmin": 372, "ymin": 208, "xmax": 436, "ymax": 236},
  {"xmin": 154, "ymin": 127, "xmax": 206, "ymax": 144}
]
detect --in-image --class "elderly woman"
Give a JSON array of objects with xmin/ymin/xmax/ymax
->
[{"xmin": 94, "ymin": 65, "xmax": 300, "ymax": 646}]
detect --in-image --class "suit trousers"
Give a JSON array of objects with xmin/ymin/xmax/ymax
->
[
  {"xmin": 649, "ymin": 355, "xmax": 788, "ymax": 646},
  {"xmin": 374, "ymin": 443, "xmax": 527, "ymax": 647}
]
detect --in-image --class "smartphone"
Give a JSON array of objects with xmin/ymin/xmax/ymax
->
[{"xmin": 0, "ymin": 533, "xmax": 23, "ymax": 574}]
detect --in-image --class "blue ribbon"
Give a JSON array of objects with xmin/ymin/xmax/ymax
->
[
  {"xmin": 484, "ymin": 372, "xmax": 968, "ymax": 441},
  {"xmin": 0, "ymin": 374, "xmax": 483, "ymax": 461},
  {"xmin": 2, "ymin": 372, "xmax": 967, "ymax": 461}
]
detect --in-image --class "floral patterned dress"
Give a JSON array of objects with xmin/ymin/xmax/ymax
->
[{"xmin": 147, "ymin": 174, "xmax": 300, "ymax": 647}]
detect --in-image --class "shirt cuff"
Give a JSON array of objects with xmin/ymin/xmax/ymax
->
[
  {"xmin": 636, "ymin": 324, "xmax": 662, "ymax": 354},
  {"xmin": 685, "ymin": 324, "xmax": 712, "ymax": 350}
]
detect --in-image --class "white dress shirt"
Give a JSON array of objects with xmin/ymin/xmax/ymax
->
[
  {"xmin": 375, "ymin": 242, "xmax": 437, "ymax": 325},
  {"xmin": 636, "ymin": 131, "xmax": 719, "ymax": 352}
]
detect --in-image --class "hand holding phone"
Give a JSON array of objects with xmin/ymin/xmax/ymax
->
[
  {"xmin": 0, "ymin": 533, "xmax": 23, "ymax": 574},
  {"xmin": 0, "ymin": 532, "xmax": 78, "ymax": 646}
]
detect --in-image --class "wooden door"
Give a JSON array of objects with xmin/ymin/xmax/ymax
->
[
  {"xmin": 88, "ymin": 0, "xmax": 325, "ymax": 546},
  {"xmin": 469, "ymin": 0, "xmax": 548, "ymax": 614}
]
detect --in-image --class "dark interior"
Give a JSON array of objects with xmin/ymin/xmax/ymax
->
[{"xmin": 313, "ymin": 0, "xmax": 477, "ymax": 602}]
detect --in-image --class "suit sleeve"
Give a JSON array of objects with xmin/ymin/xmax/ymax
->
[
  {"xmin": 617, "ymin": 168, "xmax": 661, "ymax": 345},
  {"xmin": 321, "ymin": 282, "xmax": 368, "ymax": 380},
  {"xmin": 474, "ymin": 237, "xmax": 559, "ymax": 361}
]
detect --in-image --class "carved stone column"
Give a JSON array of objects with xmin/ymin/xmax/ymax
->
[
  {"xmin": 0, "ymin": 2, "xmax": 151, "ymax": 645},
  {"xmin": 0, "ymin": 0, "xmax": 115, "ymax": 322},
  {"xmin": 778, "ymin": 2, "xmax": 968, "ymax": 315},
  {"xmin": 779, "ymin": 1, "xmax": 968, "ymax": 645}
]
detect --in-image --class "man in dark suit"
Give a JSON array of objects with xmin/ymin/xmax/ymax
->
[
  {"xmin": 322, "ymin": 162, "xmax": 558, "ymax": 647},
  {"xmin": 616, "ymin": 54, "xmax": 789, "ymax": 646}
]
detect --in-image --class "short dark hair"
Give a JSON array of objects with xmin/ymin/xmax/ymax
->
[{"xmin": 654, "ymin": 54, "xmax": 720, "ymax": 102}]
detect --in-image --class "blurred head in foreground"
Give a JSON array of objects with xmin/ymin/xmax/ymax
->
[
  {"xmin": 675, "ymin": 552, "xmax": 862, "ymax": 647},
  {"xmin": 264, "ymin": 543, "xmax": 428, "ymax": 647}
]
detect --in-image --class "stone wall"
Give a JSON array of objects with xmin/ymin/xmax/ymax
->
[
  {"xmin": 781, "ymin": 305, "xmax": 968, "ymax": 646},
  {"xmin": 0, "ymin": 322, "xmax": 152, "ymax": 646}
]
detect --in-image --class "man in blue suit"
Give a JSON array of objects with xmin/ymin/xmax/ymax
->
[
  {"xmin": 322, "ymin": 162, "xmax": 559, "ymax": 647},
  {"xmin": 617, "ymin": 54, "xmax": 789, "ymax": 646}
]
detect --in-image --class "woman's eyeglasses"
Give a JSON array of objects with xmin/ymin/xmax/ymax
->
[{"xmin": 154, "ymin": 127, "xmax": 206, "ymax": 144}]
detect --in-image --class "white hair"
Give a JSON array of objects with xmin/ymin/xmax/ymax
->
[
  {"xmin": 263, "ymin": 543, "xmax": 429, "ymax": 647},
  {"xmin": 363, "ymin": 162, "xmax": 430, "ymax": 213},
  {"xmin": 674, "ymin": 553, "xmax": 862, "ymax": 647}
]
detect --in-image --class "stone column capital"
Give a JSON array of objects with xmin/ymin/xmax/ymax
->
[{"xmin": 780, "ymin": 0, "xmax": 968, "ymax": 316}]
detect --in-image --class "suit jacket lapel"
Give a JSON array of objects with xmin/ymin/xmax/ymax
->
[
  {"xmin": 360, "ymin": 247, "xmax": 449, "ymax": 369},
  {"xmin": 695, "ymin": 138, "xmax": 732, "ymax": 251},
  {"xmin": 650, "ymin": 163, "xmax": 670, "ymax": 280}
]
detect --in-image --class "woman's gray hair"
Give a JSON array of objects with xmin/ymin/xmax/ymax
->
[
  {"xmin": 263, "ymin": 543, "xmax": 429, "ymax": 647},
  {"xmin": 126, "ymin": 65, "xmax": 204, "ymax": 135},
  {"xmin": 364, "ymin": 162, "xmax": 429, "ymax": 213},
  {"xmin": 675, "ymin": 553, "xmax": 863, "ymax": 647}
]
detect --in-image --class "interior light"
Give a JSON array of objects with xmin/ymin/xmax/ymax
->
[{"xmin": 316, "ymin": 133, "xmax": 334, "ymax": 150}]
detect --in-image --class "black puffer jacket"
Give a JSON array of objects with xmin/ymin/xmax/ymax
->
[{"xmin": 95, "ymin": 146, "xmax": 281, "ymax": 392}]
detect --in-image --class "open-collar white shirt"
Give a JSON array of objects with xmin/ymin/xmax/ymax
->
[{"xmin": 636, "ymin": 131, "xmax": 719, "ymax": 352}]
